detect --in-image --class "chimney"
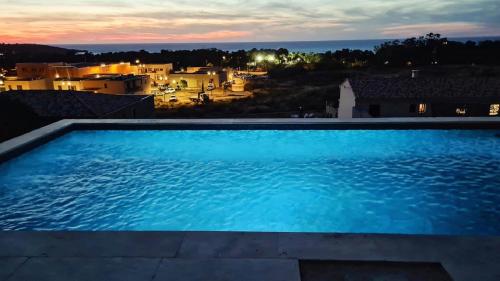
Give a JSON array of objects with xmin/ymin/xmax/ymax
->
[{"xmin": 411, "ymin": 70, "xmax": 420, "ymax": 79}]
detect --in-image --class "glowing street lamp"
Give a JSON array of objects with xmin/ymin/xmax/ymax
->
[
  {"xmin": 55, "ymin": 73, "xmax": 60, "ymax": 79},
  {"xmin": 256, "ymin": 55, "xmax": 264, "ymax": 63},
  {"xmin": 135, "ymin": 59, "xmax": 140, "ymax": 64},
  {"xmin": 100, "ymin": 63, "xmax": 106, "ymax": 67}
]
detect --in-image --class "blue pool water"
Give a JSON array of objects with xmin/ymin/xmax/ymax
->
[{"xmin": 1, "ymin": 130, "xmax": 500, "ymax": 234}]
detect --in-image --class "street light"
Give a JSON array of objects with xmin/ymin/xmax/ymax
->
[
  {"xmin": 135, "ymin": 59, "xmax": 140, "ymax": 64},
  {"xmin": 256, "ymin": 55, "xmax": 264, "ymax": 63}
]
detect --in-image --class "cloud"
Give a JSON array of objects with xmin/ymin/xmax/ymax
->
[
  {"xmin": 380, "ymin": 22, "xmax": 491, "ymax": 37},
  {"xmin": 0, "ymin": 0, "xmax": 499, "ymax": 43}
]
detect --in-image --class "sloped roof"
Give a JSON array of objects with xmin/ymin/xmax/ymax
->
[
  {"xmin": 1, "ymin": 90, "xmax": 151, "ymax": 118},
  {"xmin": 349, "ymin": 78, "xmax": 500, "ymax": 100}
]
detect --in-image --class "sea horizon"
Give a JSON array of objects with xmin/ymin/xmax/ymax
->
[{"xmin": 56, "ymin": 36, "xmax": 500, "ymax": 54}]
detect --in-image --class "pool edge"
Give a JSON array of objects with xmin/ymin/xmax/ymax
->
[
  {"xmin": 1, "ymin": 117, "xmax": 500, "ymax": 163},
  {"xmin": 0, "ymin": 231, "xmax": 499, "ymax": 281}
]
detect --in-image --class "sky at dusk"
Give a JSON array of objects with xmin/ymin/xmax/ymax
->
[{"xmin": 1, "ymin": 0, "xmax": 499, "ymax": 44}]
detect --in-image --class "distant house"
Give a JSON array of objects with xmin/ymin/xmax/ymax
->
[
  {"xmin": 0, "ymin": 90, "xmax": 154, "ymax": 118},
  {"xmin": 168, "ymin": 67, "xmax": 227, "ymax": 90},
  {"xmin": 338, "ymin": 78, "xmax": 500, "ymax": 118},
  {"xmin": 136, "ymin": 63, "xmax": 174, "ymax": 85}
]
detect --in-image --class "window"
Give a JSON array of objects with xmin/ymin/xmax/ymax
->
[
  {"xmin": 418, "ymin": 103, "xmax": 427, "ymax": 114},
  {"xmin": 456, "ymin": 107, "xmax": 467, "ymax": 116},
  {"xmin": 369, "ymin": 104, "xmax": 381, "ymax": 117},
  {"xmin": 409, "ymin": 104, "xmax": 416, "ymax": 113},
  {"xmin": 489, "ymin": 104, "xmax": 499, "ymax": 116},
  {"xmin": 58, "ymin": 85, "xmax": 62, "ymax": 90},
  {"xmin": 17, "ymin": 85, "xmax": 22, "ymax": 90}
]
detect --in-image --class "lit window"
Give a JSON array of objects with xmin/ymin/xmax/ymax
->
[
  {"xmin": 489, "ymin": 104, "xmax": 499, "ymax": 116},
  {"xmin": 418, "ymin": 103, "xmax": 427, "ymax": 114},
  {"xmin": 456, "ymin": 107, "xmax": 467, "ymax": 116}
]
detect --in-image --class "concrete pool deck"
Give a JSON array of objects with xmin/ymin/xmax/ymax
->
[
  {"xmin": 1, "ymin": 118, "xmax": 500, "ymax": 280},
  {"xmin": 0, "ymin": 232, "xmax": 499, "ymax": 281}
]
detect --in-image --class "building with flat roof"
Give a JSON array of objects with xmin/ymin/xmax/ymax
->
[
  {"xmin": 338, "ymin": 77, "xmax": 500, "ymax": 118},
  {"xmin": 3, "ymin": 62, "xmax": 151, "ymax": 95},
  {"xmin": 53, "ymin": 74, "xmax": 151, "ymax": 95},
  {"xmin": 3, "ymin": 77, "xmax": 52, "ymax": 91},
  {"xmin": 167, "ymin": 67, "xmax": 227, "ymax": 90},
  {"xmin": 135, "ymin": 63, "xmax": 173, "ymax": 85}
]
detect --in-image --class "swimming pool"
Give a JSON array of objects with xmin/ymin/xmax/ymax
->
[{"xmin": 1, "ymin": 129, "xmax": 499, "ymax": 234}]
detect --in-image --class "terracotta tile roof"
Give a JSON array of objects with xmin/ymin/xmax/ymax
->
[
  {"xmin": 349, "ymin": 78, "xmax": 500, "ymax": 100},
  {"xmin": 1, "ymin": 90, "xmax": 151, "ymax": 118}
]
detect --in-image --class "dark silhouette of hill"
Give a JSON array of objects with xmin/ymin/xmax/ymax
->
[{"xmin": 0, "ymin": 43, "xmax": 81, "ymax": 55}]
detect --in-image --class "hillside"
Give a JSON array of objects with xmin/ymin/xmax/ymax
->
[{"xmin": 0, "ymin": 43, "xmax": 82, "ymax": 55}]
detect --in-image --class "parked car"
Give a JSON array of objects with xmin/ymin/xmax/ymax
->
[
  {"xmin": 168, "ymin": 95, "xmax": 178, "ymax": 102},
  {"xmin": 165, "ymin": 87, "xmax": 176, "ymax": 94}
]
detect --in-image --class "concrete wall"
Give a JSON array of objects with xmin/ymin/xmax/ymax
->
[
  {"xmin": 135, "ymin": 64, "xmax": 173, "ymax": 85},
  {"xmin": 354, "ymin": 101, "xmax": 498, "ymax": 118},
  {"xmin": 53, "ymin": 76, "xmax": 151, "ymax": 95},
  {"xmin": 17, "ymin": 63, "xmax": 134, "ymax": 80},
  {"xmin": 168, "ymin": 73, "xmax": 225, "ymax": 90},
  {"xmin": 16, "ymin": 63, "xmax": 58, "ymax": 79},
  {"xmin": 4, "ymin": 78, "xmax": 51, "ymax": 91}
]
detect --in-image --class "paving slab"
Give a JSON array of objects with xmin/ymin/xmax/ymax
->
[
  {"xmin": 154, "ymin": 258, "xmax": 300, "ymax": 281},
  {"xmin": 178, "ymin": 231, "xmax": 279, "ymax": 258},
  {"xmin": 0, "ymin": 258, "xmax": 27, "ymax": 281},
  {"xmin": 442, "ymin": 260, "xmax": 500, "ymax": 281},
  {"xmin": 0, "ymin": 232, "xmax": 185, "ymax": 257},
  {"xmin": 7, "ymin": 257, "xmax": 160, "ymax": 281},
  {"xmin": 278, "ymin": 233, "xmax": 379, "ymax": 260}
]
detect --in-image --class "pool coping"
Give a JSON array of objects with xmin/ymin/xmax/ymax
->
[
  {"xmin": 1, "ymin": 118, "xmax": 500, "ymax": 280},
  {"xmin": 1, "ymin": 117, "xmax": 500, "ymax": 162},
  {"xmin": 0, "ymin": 231, "xmax": 499, "ymax": 281}
]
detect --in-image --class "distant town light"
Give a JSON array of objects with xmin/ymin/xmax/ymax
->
[
  {"xmin": 96, "ymin": 74, "xmax": 100, "ymax": 78},
  {"xmin": 256, "ymin": 55, "xmax": 264, "ymax": 63},
  {"xmin": 0, "ymin": 80, "xmax": 3, "ymax": 85},
  {"xmin": 120, "ymin": 61, "xmax": 125, "ymax": 65},
  {"xmin": 55, "ymin": 73, "xmax": 60, "ymax": 78},
  {"xmin": 135, "ymin": 59, "xmax": 140, "ymax": 64},
  {"xmin": 100, "ymin": 63, "xmax": 106, "ymax": 67}
]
